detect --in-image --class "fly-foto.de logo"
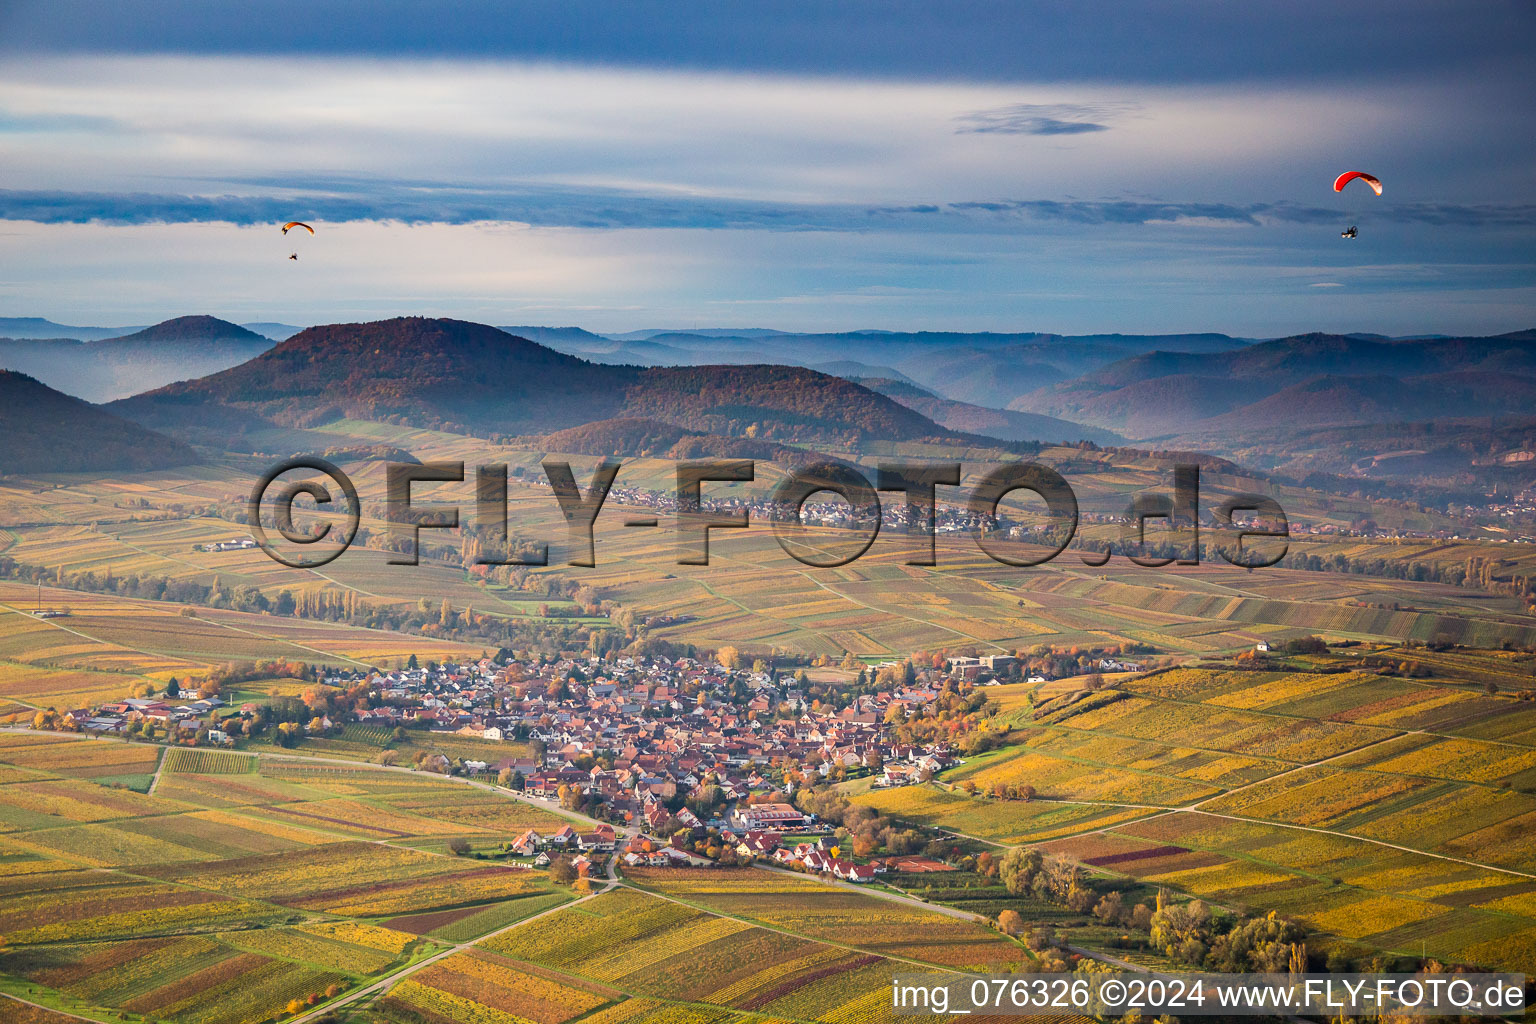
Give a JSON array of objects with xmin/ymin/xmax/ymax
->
[{"xmin": 247, "ymin": 458, "xmax": 1287, "ymax": 571}]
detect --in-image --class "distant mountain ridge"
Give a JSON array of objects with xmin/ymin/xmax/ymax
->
[
  {"xmin": 0, "ymin": 317, "xmax": 146, "ymax": 340},
  {"xmin": 109, "ymin": 317, "xmax": 965, "ymax": 449},
  {"xmin": 856, "ymin": 378, "xmax": 1124, "ymax": 446},
  {"xmin": 104, "ymin": 315, "xmax": 269, "ymax": 345},
  {"xmin": 1012, "ymin": 329, "xmax": 1536, "ymax": 443},
  {"xmin": 0, "ymin": 371, "xmax": 196, "ymax": 474},
  {"xmin": 240, "ymin": 322, "xmax": 304, "ymax": 340},
  {"xmin": 515, "ymin": 326, "xmax": 1256, "ymax": 410},
  {"xmin": 0, "ymin": 316, "xmax": 275, "ymax": 402}
]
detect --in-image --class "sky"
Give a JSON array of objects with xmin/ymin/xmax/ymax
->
[{"xmin": 1, "ymin": 1, "xmax": 1534, "ymax": 336}]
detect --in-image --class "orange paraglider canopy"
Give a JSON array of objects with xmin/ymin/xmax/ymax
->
[
  {"xmin": 281, "ymin": 221, "xmax": 315, "ymax": 235},
  {"xmin": 1333, "ymin": 172, "xmax": 1381, "ymax": 195}
]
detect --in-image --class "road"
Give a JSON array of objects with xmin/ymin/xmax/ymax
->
[
  {"xmin": 747, "ymin": 866, "xmax": 1330, "ymax": 1023},
  {"xmin": 144, "ymin": 745, "xmax": 168, "ymax": 796},
  {"xmin": 0, "ymin": 726, "xmax": 617, "ymax": 836},
  {"xmin": 287, "ymin": 872, "xmax": 618, "ymax": 1024},
  {"xmin": 281, "ymin": 761, "xmax": 634, "ymax": 1024},
  {"xmin": 0, "ymin": 726, "xmax": 647, "ymax": 1024},
  {"xmin": 751, "ymin": 862, "xmax": 1155, "ymax": 974}
]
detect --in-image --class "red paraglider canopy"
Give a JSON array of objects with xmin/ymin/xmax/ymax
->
[{"xmin": 1333, "ymin": 171, "xmax": 1382, "ymax": 195}]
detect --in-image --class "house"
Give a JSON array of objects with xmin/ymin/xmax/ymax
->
[
  {"xmin": 526, "ymin": 773, "xmax": 563, "ymax": 797},
  {"xmin": 578, "ymin": 829, "xmax": 615, "ymax": 852},
  {"xmin": 663, "ymin": 847, "xmax": 711, "ymax": 867},
  {"xmin": 880, "ymin": 763, "xmax": 920, "ymax": 787},
  {"xmin": 548, "ymin": 825, "xmax": 579, "ymax": 847},
  {"xmin": 736, "ymin": 830, "xmax": 781, "ymax": 856},
  {"xmin": 732, "ymin": 802, "xmax": 807, "ymax": 831},
  {"xmin": 623, "ymin": 850, "xmax": 671, "ymax": 867},
  {"xmin": 832, "ymin": 861, "xmax": 876, "ymax": 883},
  {"xmin": 510, "ymin": 829, "xmax": 541, "ymax": 855},
  {"xmin": 644, "ymin": 802, "xmax": 671, "ymax": 832},
  {"xmin": 801, "ymin": 849, "xmax": 835, "ymax": 873},
  {"xmin": 1255, "ymin": 641, "xmax": 1271, "ymax": 652}
]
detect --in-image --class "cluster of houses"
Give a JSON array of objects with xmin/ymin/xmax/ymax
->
[
  {"xmin": 194, "ymin": 537, "xmax": 258, "ymax": 552},
  {"xmin": 873, "ymin": 749, "xmax": 952, "ymax": 788},
  {"xmin": 555, "ymin": 482, "xmax": 1009, "ymax": 536},
  {"xmin": 508, "ymin": 822, "xmax": 617, "ymax": 870},
  {"xmin": 29, "ymin": 651, "xmax": 968, "ymax": 885},
  {"xmin": 71, "ymin": 695, "xmax": 230, "ymax": 742},
  {"xmin": 769, "ymin": 835, "xmax": 880, "ymax": 882},
  {"xmin": 340, "ymin": 654, "xmax": 959, "ymax": 816},
  {"xmin": 946, "ymin": 652, "xmax": 1144, "ymax": 685},
  {"xmin": 40, "ymin": 651, "xmax": 965, "ymax": 802},
  {"xmin": 946, "ymin": 654, "xmax": 1018, "ymax": 682}
]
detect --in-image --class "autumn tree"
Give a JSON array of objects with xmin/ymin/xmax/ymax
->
[
  {"xmin": 1000, "ymin": 846, "xmax": 1042, "ymax": 896},
  {"xmin": 1094, "ymin": 890, "xmax": 1124, "ymax": 925}
]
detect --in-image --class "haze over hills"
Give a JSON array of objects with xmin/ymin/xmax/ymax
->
[
  {"xmin": 17, "ymin": 315, "xmax": 1535, "ymax": 484},
  {"xmin": 1014, "ymin": 331, "xmax": 1536, "ymax": 441},
  {"xmin": 0, "ymin": 315, "xmax": 276, "ymax": 402},
  {"xmin": 494, "ymin": 322, "xmax": 1536, "ymax": 486},
  {"xmin": 240, "ymin": 322, "xmax": 305, "ymax": 341},
  {"xmin": 108, "ymin": 317, "xmax": 971, "ymax": 450},
  {"xmin": 856, "ymin": 378, "xmax": 1125, "ymax": 446},
  {"xmin": 0, "ymin": 316, "xmax": 146, "ymax": 340},
  {"xmin": 0, "ymin": 370, "xmax": 197, "ymax": 474},
  {"xmin": 981, "ymin": 329, "xmax": 1536, "ymax": 491},
  {"xmin": 511, "ymin": 326, "xmax": 1257, "ymax": 410}
]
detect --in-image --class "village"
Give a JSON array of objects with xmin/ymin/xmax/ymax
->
[{"xmin": 4, "ymin": 649, "xmax": 1015, "ymax": 881}]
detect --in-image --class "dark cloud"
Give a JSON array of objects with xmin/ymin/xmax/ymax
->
[
  {"xmin": 956, "ymin": 103, "xmax": 1135, "ymax": 136},
  {"xmin": 1024, "ymin": 119, "xmax": 1107, "ymax": 136},
  {"xmin": 3, "ymin": 184, "xmax": 1533, "ymax": 234},
  {"xmin": 0, "ymin": 185, "xmax": 845, "ymax": 232},
  {"xmin": 1, "ymin": 0, "xmax": 1532, "ymax": 86}
]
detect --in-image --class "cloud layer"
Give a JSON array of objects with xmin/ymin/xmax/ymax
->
[
  {"xmin": 5, "ymin": 186, "xmax": 1533, "ymax": 234},
  {"xmin": 0, "ymin": 50, "xmax": 1530, "ymax": 335},
  {"xmin": 3, "ymin": 0, "xmax": 1532, "ymax": 87}
]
